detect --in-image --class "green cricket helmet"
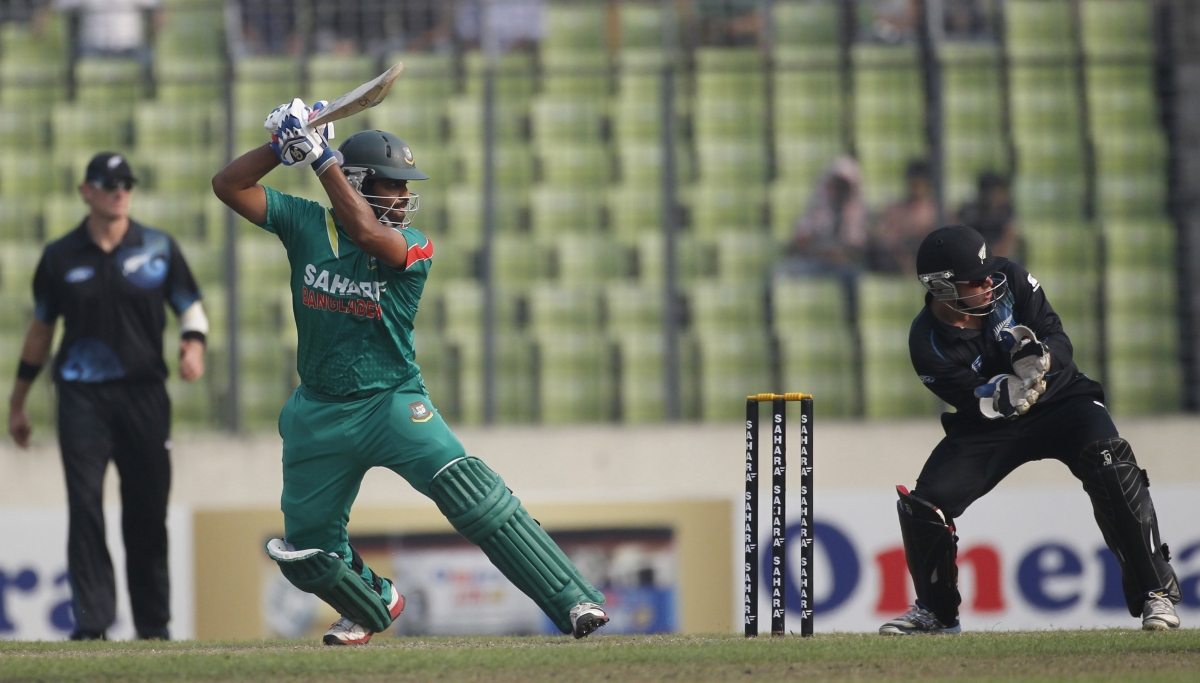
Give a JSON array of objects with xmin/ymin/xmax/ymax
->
[
  {"xmin": 338, "ymin": 130, "xmax": 429, "ymax": 181},
  {"xmin": 338, "ymin": 130, "xmax": 427, "ymax": 227}
]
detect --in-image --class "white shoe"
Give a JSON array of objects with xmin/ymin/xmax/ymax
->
[
  {"xmin": 879, "ymin": 605, "xmax": 961, "ymax": 635},
  {"xmin": 322, "ymin": 584, "xmax": 406, "ymax": 645},
  {"xmin": 1142, "ymin": 591, "xmax": 1181, "ymax": 631},
  {"xmin": 569, "ymin": 602, "xmax": 609, "ymax": 639}
]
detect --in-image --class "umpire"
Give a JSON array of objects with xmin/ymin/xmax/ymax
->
[
  {"xmin": 6, "ymin": 153, "xmax": 209, "ymax": 640},
  {"xmin": 879, "ymin": 224, "xmax": 1181, "ymax": 635}
]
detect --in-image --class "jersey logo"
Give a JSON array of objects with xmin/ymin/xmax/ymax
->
[
  {"xmin": 409, "ymin": 401, "xmax": 433, "ymax": 422},
  {"xmin": 325, "ymin": 211, "xmax": 340, "ymax": 259},
  {"xmin": 978, "ymin": 244, "xmax": 987, "ymax": 263},
  {"xmin": 1027, "ymin": 272, "xmax": 1040, "ymax": 292},
  {"xmin": 919, "ymin": 375, "xmax": 935, "ymax": 384},
  {"xmin": 65, "ymin": 266, "xmax": 94, "ymax": 283},
  {"xmin": 405, "ymin": 237, "xmax": 434, "ymax": 270}
]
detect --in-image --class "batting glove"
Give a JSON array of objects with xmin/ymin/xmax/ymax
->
[
  {"xmin": 1001, "ymin": 325, "xmax": 1051, "ymax": 394},
  {"xmin": 265, "ymin": 98, "xmax": 339, "ymax": 175},
  {"xmin": 975, "ymin": 374, "xmax": 1038, "ymax": 420}
]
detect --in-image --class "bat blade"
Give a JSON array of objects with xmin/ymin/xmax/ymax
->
[{"xmin": 308, "ymin": 62, "xmax": 404, "ymax": 126}]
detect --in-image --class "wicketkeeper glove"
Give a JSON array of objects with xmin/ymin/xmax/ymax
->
[
  {"xmin": 1000, "ymin": 324, "xmax": 1051, "ymax": 395},
  {"xmin": 975, "ymin": 373, "xmax": 1038, "ymax": 420},
  {"xmin": 264, "ymin": 98, "xmax": 340, "ymax": 176}
]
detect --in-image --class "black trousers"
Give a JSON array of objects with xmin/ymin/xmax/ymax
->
[
  {"xmin": 913, "ymin": 381, "xmax": 1118, "ymax": 519},
  {"xmin": 57, "ymin": 381, "xmax": 171, "ymax": 638}
]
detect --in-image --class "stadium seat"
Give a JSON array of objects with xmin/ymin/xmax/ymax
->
[
  {"xmin": 540, "ymin": 51, "xmax": 611, "ymax": 100},
  {"xmin": 528, "ymin": 284, "xmax": 602, "ymax": 334},
  {"xmin": 537, "ymin": 144, "xmax": 613, "ymax": 185},
  {"xmin": 443, "ymin": 183, "xmax": 527, "ymax": 240},
  {"xmin": 689, "ymin": 280, "xmax": 766, "ymax": 332},
  {"xmin": 52, "ymin": 103, "xmax": 134, "ymax": 152},
  {"xmin": 711, "ymin": 232, "xmax": 772, "ymax": 283},
  {"xmin": 0, "ymin": 198, "xmax": 43, "ymax": 242},
  {"xmin": 1106, "ymin": 266, "xmax": 1175, "ymax": 317},
  {"xmin": 779, "ymin": 331, "xmax": 857, "ymax": 417},
  {"xmin": 1013, "ymin": 174, "xmax": 1087, "ymax": 220},
  {"xmin": 693, "ymin": 97, "xmax": 765, "ymax": 141},
  {"xmin": 536, "ymin": 331, "xmax": 613, "ymax": 423},
  {"xmin": 612, "ymin": 331, "xmax": 665, "ymax": 422},
  {"xmin": 463, "ymin": 52, "xmax": 536, "ymax": 100},
  {"xmin": 1021, "ymin": 221, "xmax": 1099, "ymax": 273},
  {"xmin": 605, "ymin": 282, "xmax": 665, "ymax": 333},
  {"xmin": 531, "ymin": 97, "xmax": 606, "ymax": 143},
  {"xmin": 636, "ymin": 233, "xmax": 711, "ymax": 285},
  {"xmin": 769, "ymin": 180, "xmax": 808, "ymax": 246},
  {"xmin": 448, "ymin": 97, "xmax": 528, "ymax": 144},
  {"xmin": 1005, "ymin": 0, "xmax": 1077, "ymax": 62},
  {"xmin": 43, "ymin": 193, "xmax": 87, "ymax": 240},
  {"xmin": 554, "ymin": 234, "xmax": 627, "ymax": 285},
  {"xmin": 0, "ymin": 156, "xmax": 56, "ymax": 199},
  {"xmin": 493, "ymin": 234, "xmax": 549, "ymax": 291},
  {"xmin": 530, "ymin": 186, "xmax": 603, "ymax": 236},
  {"xmin": 441, "ymin": 279, "xmax": 521, "ymax": 337},
  {"xmin": 772, "ymin": 1, "xmax": 840, "ymax": 46},
  {"xmin": 75, "ymin": 57, "xmax": 146, "ymax": 103},
  {"xmin": 135, "ymin": 102, "xmax": 224, "ymax": 149},
  {"xmin": 450, "ymin": 329, "xmax": 538, "ymax": 424},
  {"xmin": 607, "ymin": 184, "xmax": 662, "ymax": 242},
  {"xmin": 383, "ymin": 53, "xmax": 456, "ymax": 101},
  {"xmin": 695, "ymin": 330, "xmax": 770, "ymax": 421},
  {"xmin": 130, "ymin": 193, "xmax": 209, "ymax": 241},
  {"xmin": 457, "ymin": 144, "xmax": 535, "ymax": 188},
  {"xmin": 619, "ymin": 2, "xmax": 671, "ymax": 48},
  {"xmin": 1080, "ymin": 0, "xmax": 1154, "ymax": 61},
  {"xmin": 368, "ymin": 100, "xmax": 447, "ymax": 149},
  {"xmin": 155, "ymin": 58, "xmax": 224, "ymax": 104},
  {"xmin": 772, "ymin": 275, "xmax": 849, "ymax": 328},
  {"xmin": 687, "ymin": 182, "xmax": 767, "ymax": 237},
  {"xmin": 773, "ymin": 138, "xmax": 842, "ymax": 187},
  {"xmin": 543, "ymin": 2, "xmax": 607, "ymax": 53},
  {"xmin": 142, "ymin": 149, "xmax": 226, "ymax": 194},
  {"xmin": 1103, "ymin": 219, "xmax": 1174, "ymax": 268}
]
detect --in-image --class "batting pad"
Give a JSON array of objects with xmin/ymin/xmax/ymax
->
[
  {"xmin": 265, "ymin": 539, "xmax": 394, "ymax": 633},
  {"xmin": 428, "ymin": 457, "xmax": 605, "ymax": 633}
]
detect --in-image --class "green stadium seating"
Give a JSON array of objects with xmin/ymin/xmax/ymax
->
[
  {"xmin": 636, "ymin": 233, "xmax": 711, "ymax": 285},
  {"xmin": 555, "ymin": 235, "xmax": 627, "ymax": 285},
  {"xmin": 536, "ymin": 331, "xmax": 613, "ymax": 423},
  {"xmin": 463, "ymin": 52, "xmax": 536, "ymax": 100},
  {"xmin": 1080, "ymin": 0, "xmax": 1154, "ymax": 61},
  {"xmin": 493, "ymin": 234, "xmax": 550, "ymax": 291},
  {"xmin": 0, "ymin": 156, "xmax": 56, "ymax": 199},
  {"xmin": 0, "ymin": 198, "xmax": 43, "ymax": 242},
  {"xmin": 695, "ymin": 330, "xmax": 770, "ymax": 420},
  {"xmin": 772, "ymin": 1, "xmax": 840, "ymax": 46},
  {"xmin": 612, "ymin": 330, "xmax": 665, "ymax": 422},
  {"xmin": 75, "ymin": 57, "xmax": 146, "ymax": 103},
  {"xmin": 1103, "ymin": 219, "xmax": 1174, "ymax": 268},
  {"xmin": 441, "ymin": 279, "xmax": 521, "ymax": 337},
  {"xmin": 0, "ymin": 18, "xmax": 68, "ymax": 107},
  {"xmin": 769, "ymin": 180, "xmax": 807, "ymax": 245},
  {"xmin": 694, "ymin": 48, "xmax": 765, "ymax": 100},
  {"xmin": 541, "ymin": 51, "xmax": 611, "ymax": 100},
  {"xmin": 130, "ymin": 193, "xmax": 209, "ymax": 242},
  {"xmin": 443, "ymin": 183, "xmax": 527, "ymax": 240},
  {"xmin": 1013, "ymin": 173, "xmax": 1086, "ymax": 219},
  {"xmin": 619, "ymin": 3, "xmax": 670, "ymax": 48},
  {"xmin": 52, "ymin": 103, "xmax": 134, "ymax": 152},
  {"xmin": 779, "ymin": 331, "xmax": 856, "ymax": 416},
  {"xmin": 615, "ymin": 142, "xmax": 691, "ymax": 185},
  {"xmin": 773, "ymin": 138, "xmax": 842, "ymax": 186},
  {"xmin": 1096, "ymin": 173, "xmax": 1167, "ymax": 219},
  {"xmin": 141, "ymin": 148, "xmax": 225, "ymax": 194},
  {"xmin": 607, "ymin": 183, "xmax": 661, "ymax": 242},
  {"xmin": 531, "ymin": 98, "xmax": 606, "ymax": 143},
  {"xmin": 529, "ymin": 284, "xmax": 602, "ymax": 334},
  {"xmin": 383, "ymin": 53, "xmax": 456, "ymax": 100},
  {"xmin": 450, "ymin": 329, "xmax": 537, "ymax": 424},
  {"xmin": 233, "ymin": 57, "xmax": 301, "ymax": 107},
  {"xmin": 605, "ymin": 282, "xmax": 664, "ymax": 333},
  {"xmin": 369, "ymin": 100, "xmax": 446, "ymax": 148},
  {"xmin": 543, "ymin": 2, "xmax": 607, "ymax": 53},
  {"xmin": 689, "ymin": 280, "xmax": 765, "ymax": 332},
  {"xmin": 457, "ymin": 144, "xmax": 535, "ymax": 187},
  {"xmin": 531, "ymin": 186, "xmax": 603, "ymax": 236},
  {"xmin": 855, "ymin": 138, "xmax": 927, "ymax": 209},
  {"xmin": 693, "ymin": 141, "xmax": 767, "ymax": 184},
  {"xmin": 712, "ymin": 232, "xmax": 772, "ymax": 283},
  {"xmin": 688, "ymin": 182, "xmax": 767, "ymax": 237},
  {"xmin": 1005, "ymin": 0, "xmax": 1078, "ymax": 62},
  {"xmin": 1106, "ymin": 357, "xmax": 1181, "ymax": 415},
  {"xmin": 1022, "ymin": 221, "xmax": 1099, "ymax": 273},
  {"xmin": 156, "ymin": 7, "xmax": 224, "ymax": 59},
  {"xmin": 857, "ymin": 275, "xmax": 937, "ymax": 417},
  {"xmin": 155, "ymin": 58, "xmax": 224, "ymax": 103},
  {"xmin": 537, "ymin": 144, "xmax": 612, "ymax": 185},
  {"xmin": 135, "ymin": 102, "xmax": 224, "ymax": 148},
  {"xmin": 693, "ymin": 97, "xmax": 765, "ymax": 140},
  {"xmin": 447, "ymin": 96, "xmax": 528, "ymax": 143},
  {"xmin": 772, "ymin": 275, "xmax": 848, "ymax": 327},
  {"xmin": 0, "ymin": 106, "xmax": 50, "ymax": 151},
  {"xmin": 43, "ymin": 192, "xmax": 86, "ymax": 240},
  {"xmin": 1106, "ymin": 266, "xmax": 1175, "ymax": 317}
]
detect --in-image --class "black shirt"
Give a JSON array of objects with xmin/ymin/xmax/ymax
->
[
  {"xmin": 908, "ymin": 260, "xmax": 1092, "ymax": 425},
  {"xmin": 33, "ymin": 220, "xmax": 203, "ymax": 384}
]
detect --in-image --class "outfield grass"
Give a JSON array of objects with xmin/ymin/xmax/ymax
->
[{"xmin": 2, "ymin": 631, "xmax": 1199, "ymax": 682}]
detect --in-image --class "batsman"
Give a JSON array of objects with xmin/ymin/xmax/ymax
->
[
  {"xmin": 880, "ymin": 225, "xmax": 1181, "ymax": 635},
  {"xmin": 212, "ymin": 98, "xmax": 608, "ymax": 645}
]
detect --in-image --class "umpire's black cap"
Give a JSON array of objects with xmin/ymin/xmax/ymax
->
[
  {"xmin": 84, "ymin": 152, "xmax": 137, "ymax": 188},
  {"xmin": 916, "ymin": 224, "xmax": 1007, "ymax": 282}
]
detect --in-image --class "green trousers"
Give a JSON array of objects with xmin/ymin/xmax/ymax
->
[{"xmin": 278, "ymin": 376, "xmax": 464, "ymax": 558}]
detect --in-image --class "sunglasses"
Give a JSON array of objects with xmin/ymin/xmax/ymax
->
[{"xmin": 89, "ymin": 178, "xmax": 134, "ymax": 193}]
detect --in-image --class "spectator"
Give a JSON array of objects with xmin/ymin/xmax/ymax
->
[
  {"xmin": 54, "ymin": 0, "xmax": 159, "ymax": 55},
  {"xmin": 957, "ymin": 171, "xmax": 1018, "ymax": 259},
  {"xmin": 786, "ymin": 156, "xmax": 869, "ymax": 272},
  {"xmin": 872, "ymin": 159, "xmax": 939, "ymax": 274}
]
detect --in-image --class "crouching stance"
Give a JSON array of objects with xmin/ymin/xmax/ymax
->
[
  {"xmin": 215, "ymin": 99, "xmax": 607, "ymax": 644},
  {"xmin": 880, "ymin": 225, "xmax": 1180, "ymax": 635}
]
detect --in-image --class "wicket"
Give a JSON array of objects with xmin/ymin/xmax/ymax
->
[{"xmin": 745, "ymin": 393, "xmax": 813, "ymax": 638}]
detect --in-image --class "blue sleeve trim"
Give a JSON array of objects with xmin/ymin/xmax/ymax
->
[
  {"xmin": 929, "ymin": 330, "xmax": 947, "ymax": 362},
  {"xmin": 34, "ymin": 301, "xmax": 56, "ymax": 323}
]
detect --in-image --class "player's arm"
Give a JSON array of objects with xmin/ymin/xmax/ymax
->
[
  {"xmin": 8, "ymin": 318, "xmax": 55, "ymax": 448},
  {"xmin": 1009, "ymin": 264, "xmax": 1072, "ymax": 374},
  {"xmin": 318, "ymin": 168, "xmax": 411, "ymax": 269},
  {"xmin": 909, "ymin": 314, "xmax": 988, "ymax": 412},
  {"xmin": 211, "ymin": 144, "xmax": 279, "ymax": 225}
]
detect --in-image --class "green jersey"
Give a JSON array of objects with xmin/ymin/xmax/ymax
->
[{"xmin": 259, "ymin": 186, "xmax": 434, "ymax": 398}]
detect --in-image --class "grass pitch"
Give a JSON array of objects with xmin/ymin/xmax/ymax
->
[{"xmin": 2, "ymin": 631, "xmax": 1199, "ymax": 682}]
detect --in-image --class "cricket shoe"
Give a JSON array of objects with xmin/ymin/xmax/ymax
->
[
  {"xmin": 1142, "ymin": 591, "xmax": 1180, "ymax": 631},
  {"xmin": 322, "ymin": 585, "xmax": 406, "ymax": 646},
  {"xmin": 879, "ymin": 605, "xmax": 961, "ymax": 635},
  {"xmin": 569, "ymin": 602, "xmax": 609, "ymax": 639}
]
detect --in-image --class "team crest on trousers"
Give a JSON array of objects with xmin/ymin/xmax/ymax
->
[{"xmin": 409, "ymin": 401, "xmax": 433, "ymax": 422}]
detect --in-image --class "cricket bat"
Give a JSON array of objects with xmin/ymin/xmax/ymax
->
[{"xmin": 308, "ymin": 62, "xmax": 405, "ymax": 126}]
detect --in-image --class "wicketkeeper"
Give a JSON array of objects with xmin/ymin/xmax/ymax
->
[
  {"xmin": 880, "ymin": 225, "xmax": 1181, "ymax": 635},
  {"xmin": 212, "ymin": 99, "xmax": 608, "ymax": 645}
]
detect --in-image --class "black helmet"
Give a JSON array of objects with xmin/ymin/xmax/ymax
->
[
  {"xmin": 338, "ymin": 130, "xmax": 429, "ymax": 182},
  {"xmin": 916, "ymin": 225, "xmax": 1008, "ymax": 316}
]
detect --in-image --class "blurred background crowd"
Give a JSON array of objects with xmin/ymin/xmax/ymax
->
[{"xmin": 0, "ymin": 0, "xmax": 1189, "ymax": 432}]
